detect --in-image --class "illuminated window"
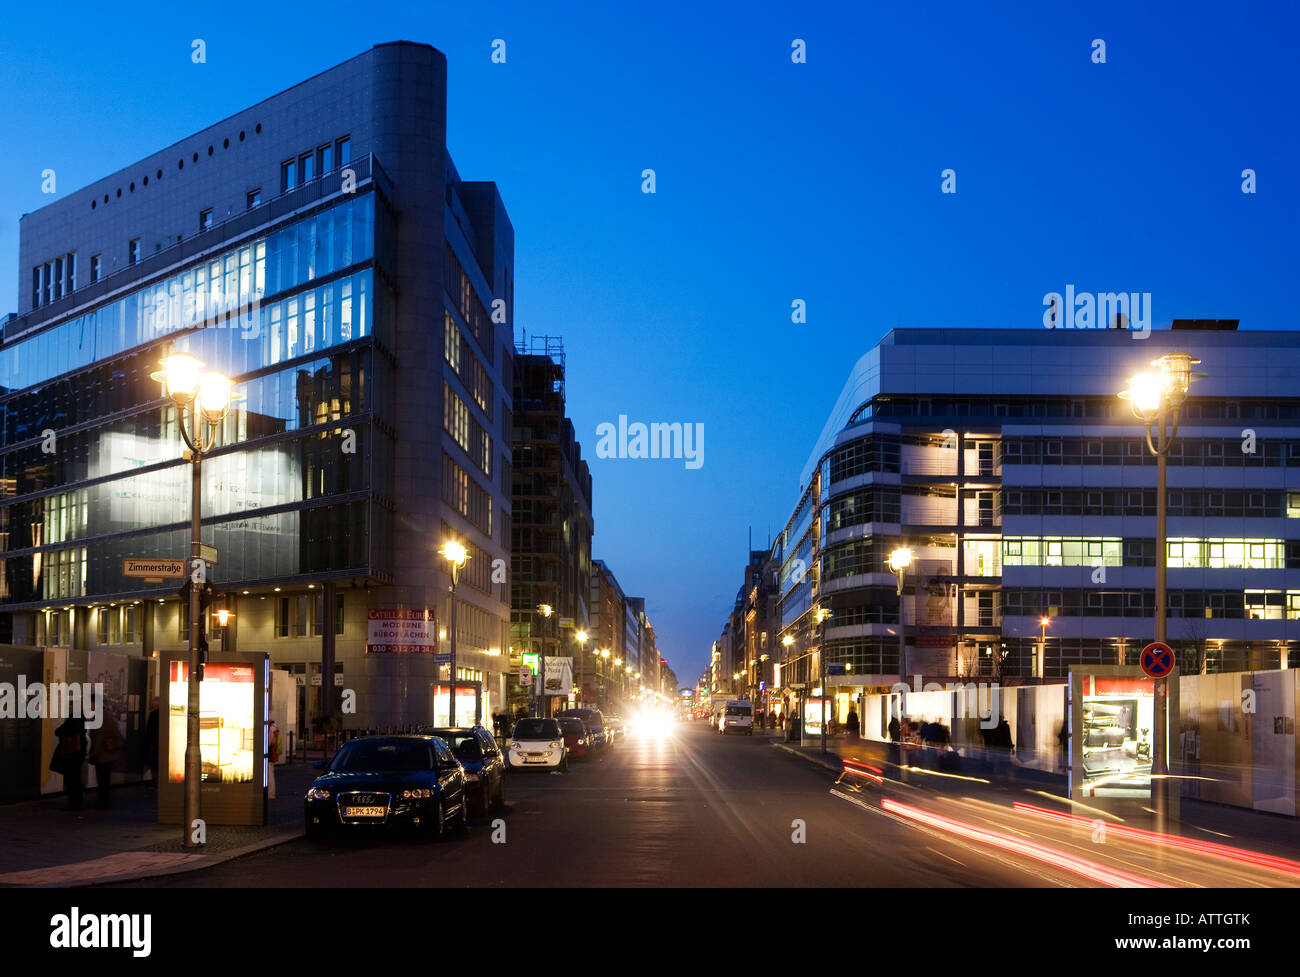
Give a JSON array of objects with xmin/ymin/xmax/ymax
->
[
  {"xmin": 1245, "ymin": 590, "xmax": 1284, "ymax": 620},
  {"xmin": 1288, "ymin": 493, "xmax": 1300, "ymax": 518}
]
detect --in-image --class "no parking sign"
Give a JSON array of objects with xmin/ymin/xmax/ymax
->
[{"xmin": 1140, "ymin": 641, "xmax": 1175, "ymax": 678}]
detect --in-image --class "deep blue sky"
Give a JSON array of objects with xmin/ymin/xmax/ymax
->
[{"xmin": 2, "ymin": 3, "xmax": 1297, "ymax": 685}]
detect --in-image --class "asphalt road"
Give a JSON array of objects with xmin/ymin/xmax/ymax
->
[{"xmin": 114, "ymin": 721, "xmax": 1073, "ymax": 888}]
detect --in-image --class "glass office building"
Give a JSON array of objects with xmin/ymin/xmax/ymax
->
[
  {"xmin": 0, "ymin": 43, "xmax": 515, "ymax": 736},
  {"xmin": 772, "ymin": 324, "xmax": 1300, "ymax": 705}
]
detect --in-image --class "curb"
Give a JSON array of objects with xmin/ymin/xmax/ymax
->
[
  {"xmin": 770, "ymin": 741, "xmax": 842, "ymax": 775},
  {"xmin": 2, "ymin": 826, "xmax": 305, "ymax": 889}
]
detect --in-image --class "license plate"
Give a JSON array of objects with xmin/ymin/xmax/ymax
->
[{"xmin": 342, "ymin": 806, "xmax": 386, "ymax": 817}]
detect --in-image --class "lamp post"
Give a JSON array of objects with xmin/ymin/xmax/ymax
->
[
  {"xmin": 536, "ymin": 603, "xmax": 554, "ymax": 717},
  {"xmin": 888, "ymin": 546, "xmax": 913, "ymax": 685},
  {"xmin": 814, "ymin": 606, "xmax": 832, "ymax": 754},
  {"xmin": 1038, "ymin": 616, "xmax": 1051, "ymax": 679},
  {"xmin": 439, "ymin": 541, "xmax": 469, "ymax": 725},
  {"xmin": 152, "ymin": 351, "xmax": 234, "ymax": 848},
  {"xmin": 1119, "ymin": 350, "xmax": 1202, "ymax": 833},
  {"xmin": 574, "ymin": 630, "xmax": 588, "ymax": 707}
]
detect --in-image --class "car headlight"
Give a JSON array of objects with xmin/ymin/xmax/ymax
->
[
  {"xmin": 577, "ymin": 738, "xmax": 585, "ymax": 745},
  {"xmin": 307, "ymin": 787, "xmax": 331, "ymax": 800},
  {"xmin": 510, "ymin": 742, "xmax": 523, "ymax": 750},
  {"xmin": 549, "ymin": 741, "xmax": 561, "ymax": 749},
  {"xmin": 401, "ymin": 788, "xmax": 433, "ymax": 799}
]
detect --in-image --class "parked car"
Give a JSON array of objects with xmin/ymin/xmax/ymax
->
[
  {"xmin": 508, "ymin": 717, "xmax": 568, "ymax": 771},
  {"xmin": 558, "ymin": 708, "xmax": 609, "ymax": 746},
  {"xmin": 558, "ymin": 716, "xmax": 593, "ymax": 760},
  {"xmin": 603, "ymin": 715, "xmax": 627, "ymax": 740},
  {"xmin": 424, "ymin": 725, "xmax": 506, "ymax": 815},
  {"xmin": 304, "ymin": 735, "xmax": 469, "ymax": 840}
]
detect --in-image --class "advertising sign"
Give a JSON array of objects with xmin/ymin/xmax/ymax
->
[
  {"xmin": 159, "ymin": 650, "xmax": 268, "ymax": 827},
  {"xmin": 544, "ymin": 657, "xmax": 573, "ymax": 695},
  {"xmin": 432, "ymin": 684, "xmax": 480, "ymax": 727},
  {"xmin": 366, "ymin": 608, "xmax": 437, "ymax": 654},
  {"xmin": 167, "ymin": 662, "xmax": 257, "ymax": 784},
  {"xmin": 1068, "ymin": 666, "xmax": 1175, "ymax": 801}
]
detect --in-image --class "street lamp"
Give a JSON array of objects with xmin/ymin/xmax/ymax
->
[
  {"xmin": 1038, "ymin": 616, "xmax": 1051, "ymax": 679},
  {"xmin": 574, "ymin": 629, "xmax": 588, "ymax": 707},
  {"xmin": 888, "ymin": 546, "xmax": 913, "ymax": 685},
  {"xmin": 814, "ymin": 606, "xmax": 832, "ymax": 754},
  {"xmin": 1119, "ymin": 350, "xmax": 1201, "ymax": 831},
  {"xmin": 438, "ymin": 540, "xmax": 469, "ymax": 725},
  {"xmin": 151, "ymin": 351, "xmax": 234, "ymax": 849},
  {"xmin": 536, "ymin": 603, "xmax": 554, "ymax": 717}
]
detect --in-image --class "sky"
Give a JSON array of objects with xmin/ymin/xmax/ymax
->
[{"xmin": 1, "ymin": 2, "xmax": 1297, "ymax": 685}]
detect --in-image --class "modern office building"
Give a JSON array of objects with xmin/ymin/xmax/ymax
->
[
  {"xmin": 772, "ymin": 323, "xmax": 1300, "ymax": 720},
  {"xmin": 590, "ymin": 558, "xmax": 640, "ymax": 709},
  {"xmin": 0, "ymin": 42, "xmax": 516, "ymax": 740},
  {"xmin": 510, "ymin": 336, "xmax": 593, "ymax": 715}
]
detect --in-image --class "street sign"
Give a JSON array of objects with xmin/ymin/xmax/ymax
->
[
  {"xmin": 433, "ymin": 653, "xmax": 452, "ymax": 665},
  {"xmin": 518, "ymin": 667, "xmax": 532, "ymax": 686},
  {"xmin": 123, "ymin": 558, "xmax": 187, "ymax": 579},
  {"xmin": 1140, "ymin": 641, "xmax": 1176, "ymax": 678},
  {"xmin": 199, "ymin": 543, "xmax": 219, "ymax": 565},
  {"xmin": 827, "ymin": 663, "xmax": 847, "ymax": 676}
]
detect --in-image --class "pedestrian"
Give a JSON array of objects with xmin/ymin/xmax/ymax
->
[
  {"xmin": 845, "ymin": 707, "xmax": 860, "ymax": 738},
  {"xmin": 268, "ymin": 719, "xmax": 281, "ymax": 800},
  {"xmin": 888, "ymin": 714, "xmax": 901, "ymax": 743},
  {"xmin": 87, "ymin": 703, "xmax": 123, "ymax": 809},
  {"xmin": 144, "ymin": 699, "xmax": 160, "ymax": 787},
  {"xmin": 52, "ymin": 712, "xmax": 88, "ymax": 811}
]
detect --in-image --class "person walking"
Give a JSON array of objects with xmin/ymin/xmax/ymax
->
[
  {"xmin": 845, "ymin": 707, "xmax": 860, "ymax": 738},
  {"xmin": 144, "ymin": 699, "xmax": 160, "ymax": 787},
  {"xmin": 52, "ymin": 714, "xmax": 88, "ymax": 811},
  {"xmin": 87, "ymin": 706, "xmax": 123, "ymax": 809}
]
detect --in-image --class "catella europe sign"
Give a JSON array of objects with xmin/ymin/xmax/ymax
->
[{"xmin": 366, "ymin": 608, "xmax": 438, "ymax": 654}]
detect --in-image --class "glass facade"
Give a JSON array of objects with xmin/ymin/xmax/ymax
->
[{"xmin": 0, "ymin": 191, "xmax": 390, "ymax": 608}]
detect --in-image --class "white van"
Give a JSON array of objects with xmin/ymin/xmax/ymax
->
[{"xmin": 718, "ymin": 700, "xmax": 753, "ymax": 735}]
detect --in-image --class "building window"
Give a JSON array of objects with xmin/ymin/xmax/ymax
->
[
  {"xmin": 32, "ymin": 266, "xmax": 40, "ymax": 307},
  {"xmin": 299, "ymin": 152, "xmax": 315, "ymax": 183},
  {"xmin": 281, "ymin": 159, "xmax": 296, "ymax": 192},
  {"xmin": 90, "ymin": 254, "xmax": 101, "ymax": 283},
  {"xmin": 66, "ymin": 252, "xmax": 76, "ymax": 293},
  {"xmin": 129, "ymin": 238, "xmax": 141, "ymax": 264},
  {"xmin": 121, "ymin": 607, "xmax": 139, "ymax": 643},
  {"xmin": 45, "ymin": 261, "xmax": 55, "ymax": 303},
  {"xmin": 336, "ymin": 136, "xmax": 351, "ymax": 165},
  {"xmin": 200, "ymin": 209, "xmax": 214, "ymax": 232},
  {"xmin": 319, "ymin": 144, "xmax": 333, "ymax": 173},
  {"xmin": 247, "ymin": 188, "xmax": 261, "ymax": 209},
  {"xmin": 1288, "ymin": 492, "xmax": 1300, "ymax": 518}
]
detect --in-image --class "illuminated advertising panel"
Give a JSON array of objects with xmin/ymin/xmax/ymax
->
[
  {"xmin": 159, "ymin": 650, "xmax": 267, "ymax": 826},
  {"xmin": 432, "ymin": 684, "xmax": 480, "ymax": 727},
  {"xmin": 168, "ymin": 662, "xmax": 256, "ymax": 784},
  {"xmin": 1068, "ymin": 666, "xmax": 1175, "ymax": 803}
]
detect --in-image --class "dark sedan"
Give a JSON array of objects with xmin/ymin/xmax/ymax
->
[
  {"xmin": 305, "ymin": 735, "xmax": 469, "ymax": 840},
  {"xmin": 423, "ymin": 726, "xmax": 506, "ymax": 815}
]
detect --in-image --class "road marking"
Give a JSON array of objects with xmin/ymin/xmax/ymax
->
[{"xmin": 927, "ymin": 846, "xmax": 965, "ymax": 867}]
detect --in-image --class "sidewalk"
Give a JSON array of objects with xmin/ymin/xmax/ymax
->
[
  {"xmin": 0, "ymin": 761, "xmax": 318, "ymax": 887},
  {"xmin": 771, "ymin": 736, "xmax": 1300, "ymax": 863}
]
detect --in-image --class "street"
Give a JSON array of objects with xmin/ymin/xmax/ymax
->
[{"xmin": 116, "ymin": 722, "xmax": 1088, "ymax": 888}]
